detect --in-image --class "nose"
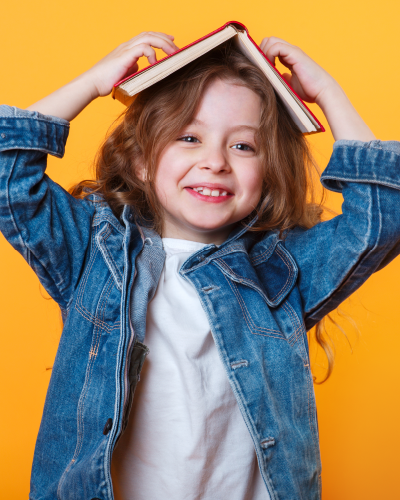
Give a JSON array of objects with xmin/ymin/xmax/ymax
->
[{"xmin": 198, "ymin": 144, "xmax": 231, "ymax": 174}]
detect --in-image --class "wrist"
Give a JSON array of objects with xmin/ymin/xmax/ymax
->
[
  {"xmin": 70, "ymin": 72, "xmax": 100, "ymax": 102},
  {"xmin": 26, "ymin": 74, "xmax": 99, "ymax": 122},
  {"xmin": 315, "ymin": 80, "xmax": 345, "ymax": 113},
  {"xmin": 315, "ymin": 81, "xmax": 376, "ymax": 142}
]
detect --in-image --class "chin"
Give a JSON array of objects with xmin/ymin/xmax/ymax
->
[{"xmin": 190, "ymin": 221, "xmax": 233, "ymax": 234}]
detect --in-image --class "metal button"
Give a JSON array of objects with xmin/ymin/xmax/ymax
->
[
  {"xmin": 1, "ymin": 133, "xmax": 6, "ymax": 139},
  {"xmin": 103, "ymin": 418, "xmax": 113, "ymax": 435}
]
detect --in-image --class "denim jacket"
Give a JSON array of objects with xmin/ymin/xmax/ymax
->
[{"xmin": 1, "ymin": 105, "xmax": 400, "ymax": 500}]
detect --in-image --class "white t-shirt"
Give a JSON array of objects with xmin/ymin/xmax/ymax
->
[{"xmin": 112, "ymin": 238, "xmax": 269, "ymax": 500}]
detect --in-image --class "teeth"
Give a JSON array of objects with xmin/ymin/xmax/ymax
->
[{"xmin": 192, "ymin": 187, "xmax": 229, "ymax": 197}]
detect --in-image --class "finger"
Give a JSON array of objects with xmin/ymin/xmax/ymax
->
[
  {"xmin": 260, "ymin": 38, "xmax": 275, "ymax": 66},
  {"xmin": 146, "ymin": 31, "xmax": 175, "ymax": 41},
  {"xmin": 260, "ymin": 37, "xmax": 293, "ymax": 66},
  {"xmin": 134, "ymin": 35, "xmax": 178, "ymax": 55},
  {"xmin": 130, "ymin": 44, "xmax": 158, "ymax": 65},
  {"xmin": 129, "ymin": 32, "xmax": 179, "ymax": 53},
  {"xmin": 281, "ymin": 72, "xmax": 292, "ymax": 86},
  {"xmin": 144, "ymin": 31, "xmax": 178, "ymax": 50},
  {"xmin": 260, "ymin": 36, "xmax": 293, "ymax": 51},
  {"xmin": 123, "ymin": 61, "xmax": 139, "ymax": 77},
  {"xmin": 265, "ymin": 41, "xmax": 300, "ymax": 71}
]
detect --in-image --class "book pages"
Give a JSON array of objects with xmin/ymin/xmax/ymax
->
[{"xmin": 118, "ymin": 26, "xmax": 237, "ymax": 98}]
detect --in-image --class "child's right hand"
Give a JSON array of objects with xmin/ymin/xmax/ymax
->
[
  {"xmin": 84, "ymin": 32, "xmax": 179, "ymax": 98},
  {"xmin": 27, "ymin": 32, "xmax": 179, "ymax": 122}
]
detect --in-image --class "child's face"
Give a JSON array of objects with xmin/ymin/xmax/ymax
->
[{"xmin": 154, "ymin": 78, "xmax": 263, "ymax": 244}]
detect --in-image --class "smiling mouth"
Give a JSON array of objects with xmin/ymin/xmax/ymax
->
[
  {"xmin": 185, "ymin": 187, "xmax": 233, "ymax": 203},
  {"xmin": 190, "ymin": 187, "xmax": 231, "ymax": 197}
]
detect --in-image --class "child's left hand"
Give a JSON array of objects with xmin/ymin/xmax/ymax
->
[
  {"xmin": 260, "ymin": 37, "xmax": 337, "ymax": 107},
  {"xmin": 260, "ymin": 36, "xmax": 376, "ymax": 141}
]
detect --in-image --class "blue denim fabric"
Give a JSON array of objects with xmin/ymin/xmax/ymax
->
[{"xmin": 1, "ymin": 105, "xmax": 400, "ymax": 500}]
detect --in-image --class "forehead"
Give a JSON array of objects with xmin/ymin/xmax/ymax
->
[{"xmin": 193, "ymin": 78, "xmax": 262, "ymax": 130}]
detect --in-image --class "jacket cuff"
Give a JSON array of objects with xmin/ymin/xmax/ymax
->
[
  {"xmin": 321, "ymin": 140, "xmax": 400, "ymax": 193},
  {"xmin": 0, "ymin": 105, "xmax": 70, "ymax": 158}
]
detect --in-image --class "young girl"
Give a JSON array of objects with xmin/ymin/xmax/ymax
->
[{"xmin": 1, "ymin": 30, "xmax": 400, "ymax": 500}]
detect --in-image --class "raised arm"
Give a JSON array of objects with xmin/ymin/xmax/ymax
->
[
  {"xmin": 259, "ymin": 37, "xmax": 400, "ymax": 329},
  {"xmin": 0, "ymin": 32, "xmax": 179, "ymax": 310},
  {"xmin": 26, "ymin": 31, "xmax": 179, "ymax": 121}
]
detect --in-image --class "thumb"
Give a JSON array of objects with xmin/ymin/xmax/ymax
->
[{"xmin": 281, "ymin": 72, "xmax": 292, "ymax": 86}]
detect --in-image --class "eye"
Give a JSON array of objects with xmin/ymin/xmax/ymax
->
[
  {"xmin": 177, "ymin": 135, "xmax": 200, "ymax": 143},
  {"xmin": 232, "ymin": 143, "xmax": 255, "ymax": 152}
]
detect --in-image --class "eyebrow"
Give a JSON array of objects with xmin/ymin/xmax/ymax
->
[{"xmin": 191, "ymin": 118, "xmax": 258, "ymax": 133}]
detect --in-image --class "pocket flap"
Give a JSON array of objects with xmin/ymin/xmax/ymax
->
[
  {"xmin": 252, "ymin": 243, "xmax": 298, "ymax": 306},
  {"xmin": 213, "ymin": 242, "xmax": 298, "ymax": 307}
]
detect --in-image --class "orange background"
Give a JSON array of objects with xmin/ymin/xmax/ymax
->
[{"xmin": 1, "ymin": 0, "xmax": 399, "ymax": 498}]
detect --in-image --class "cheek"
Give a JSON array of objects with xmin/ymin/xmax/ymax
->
[
  {"xmin": 154, "ymin": 173, "xmax": 171, "ymax": 208},
  {"xmin": 154, "ymin": 150, "xmax": 185, "ymax": 206},
  {"xmin": 242, "ymin": 164, "xmax": 264, "ymax": 203},
  {"xmin": 155, "ymin": 146, "xmax": 193, "ymax": 193},
  {"xmin": 154, "ymin": 150, "xmax": 174, "ymax": 197}
]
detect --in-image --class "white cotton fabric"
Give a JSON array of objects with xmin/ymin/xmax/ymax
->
[{"xmin": 112, "ymin": 238, "xmax": 269, "ymax": 500}]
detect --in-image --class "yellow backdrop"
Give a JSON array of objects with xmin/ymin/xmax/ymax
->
[{"xmin": 1, "ymin": 0, "xmax": 399, "ymax": 498}]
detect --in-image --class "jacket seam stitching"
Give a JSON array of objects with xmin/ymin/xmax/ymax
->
[
  {"xmin": 100, "ymin": 224, "xmax": 123, "ymax": 288},
  {"xmin": 222, "ymin": 272, "xmax": 286, "ymax": 339},
  {"xmin": 215, "ymin": 250, "xmax": 295, "ymax": 306},
  {"xmin": 57, "ymin": 275, "xmax": 114, "ymax": 498},
  {"xmin": 221, "ymin": 264, "xmax": 306, "ymax": 345},
  {"xmin": 215, "ymin": 259, "xmax": 271, "ymax": 300},
  {"xmin": 250, "ymin": 241, "xmax": 276, "ymax": 265},
  {"xmin": 272, "ymin": 245, "xmax": 294, "ymax": 302},
  {"xmin": 321, "ymin": 175, "xmax": 400, "ymax": 191},
  {"xmin": 0, "ymin": 114, "xmax": 70, "ymax": 128},
  {"xmin": 180, "ymin": 247, "xmax": 248, "ymax": 274},
  {"xmin": 93, "ymin": 214, "xmax": 125, "ymax": 234},
  {"xmin": 74, "ymin": 224, "xmax": 121, "ymax": 331},
  {"xmin": 307, "ymin": 358, "xmax": 320, "ymax": 465},
  {"xmin": 5, "ymin": 153, "xmax": 28, "ymax": 259},
  {"xmin": 281, "ymin": 301, "xmax": 305, "ymax": 348}
]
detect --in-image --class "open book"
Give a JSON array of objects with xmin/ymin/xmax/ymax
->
[{"xmin": 112, "ymin": 21, "xmax": 324, "ymax": 134}]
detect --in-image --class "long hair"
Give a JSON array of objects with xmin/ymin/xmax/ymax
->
[{"xmin": 70, "ymin": 40, "xmax": 338, "ymax": 381}]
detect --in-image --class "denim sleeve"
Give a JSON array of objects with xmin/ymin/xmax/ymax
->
[
  {"xmin": 0, "ymin": 105, "xmax": 95, "ymax": 312},
  {"xmin": 284, "ymin": 139, "xmax": 400, "ymax": 331}
]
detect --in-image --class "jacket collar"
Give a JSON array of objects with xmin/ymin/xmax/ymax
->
[{"xmin": 96, "ymin": 201, "xmax": 259, "ymax": 250}]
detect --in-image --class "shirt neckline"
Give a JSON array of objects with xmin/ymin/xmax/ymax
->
[{"xmin": 162, "ymin": 238, "xmax": 210, "ymax": 254}]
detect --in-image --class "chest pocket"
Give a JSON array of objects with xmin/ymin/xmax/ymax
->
[
  {"xmin": 213, "ymin": 243, "xmax": 303, "ymax": 345},
  {"xmin": 74, "ymin": 221, "xmax": 124, "ymax": 332}
]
